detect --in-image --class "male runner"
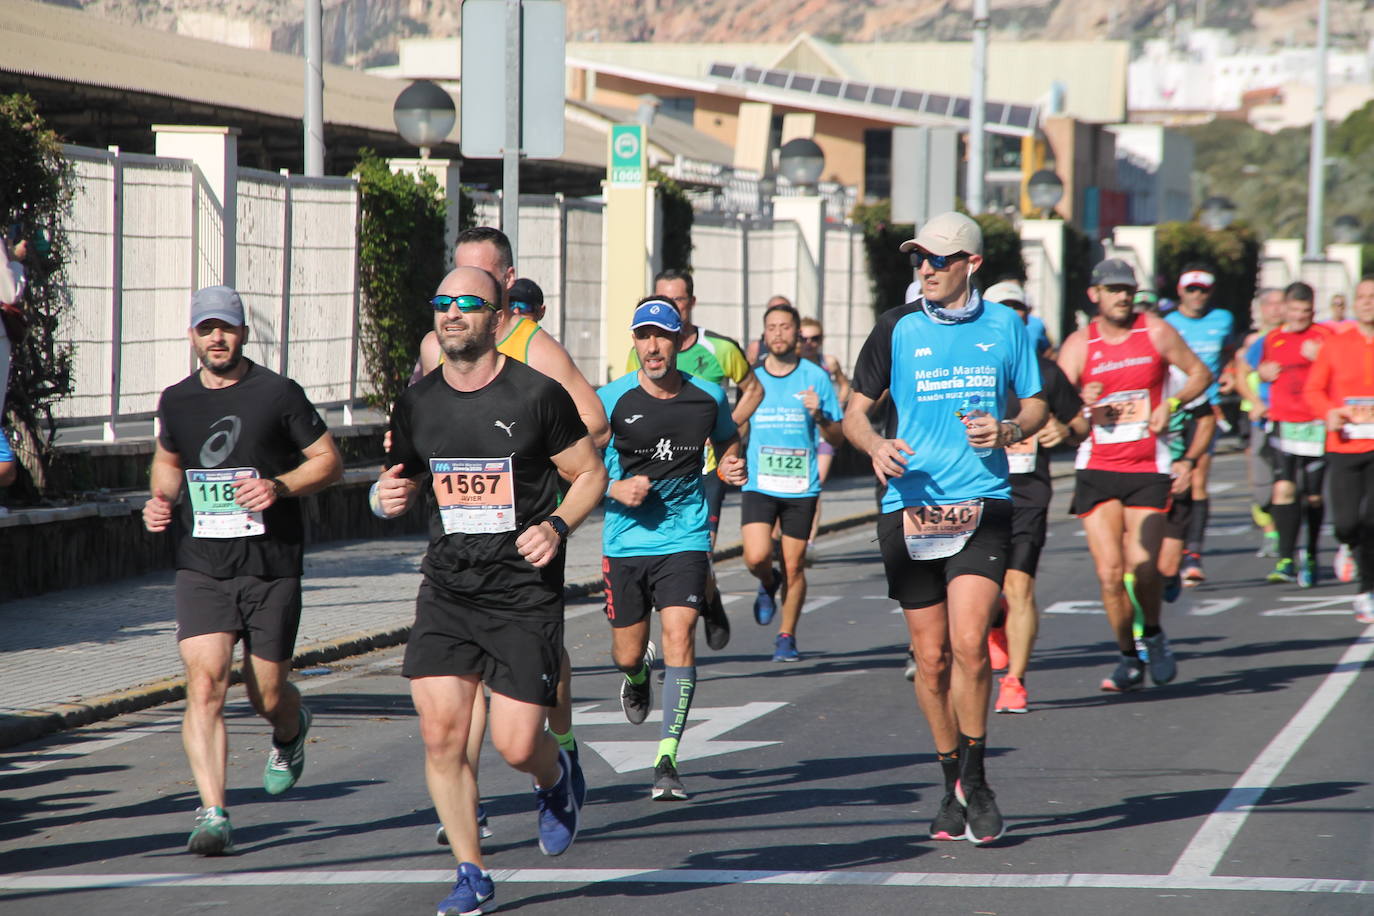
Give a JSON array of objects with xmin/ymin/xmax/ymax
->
[
  {"xmin": 143, "ymin": 286, "xmax": 343, "ymax": 855},
  {"xmin": 1164, "ymin": 264, "xmax": 1238, "ymax": 584},
  {"xmin": 1231, "ymin": 288, "xmax": 1287, "ymax": 559},
  {"xmin": 1058, "ymin": 259, "xmax": 1210, "ymax": 693},
  {"xmin": 845, "ymin": 211, "xmax": 1047, "ymax": 845},
  {"xmin": 509, "ymin": 277, "xmax": 546, "ymax": 323},
  {"xmin": 741, "ymin": 300, "xmax": 844, "ymax": 661},
  {"xmin": 745, "ymin": 294, "xmax": 797, "ymax": 364},
  {"xmin": 1254, "ymin": 282, "xmax": 1330, "ymax": 586},
  {"xmin": 376, "ymin": 265, "xmax": 606, "ymax": 915},
  {"xmin": 982, "ymin": 281, "xmax": 1089, "ymax": 714},
  {"xmin": 626, "ymin": 269, "xmax": 763, "ymax": 651},
  {"xmin": 602, "ymin": 297, "xmax": 747, "ymax": 800},
  {"xmin": 1304, "ymin": 275, "xmax": 1374, "ymax": 622},
  {"xmin": 419, "ymin": 228, "xmax": 605, "ymax": 839}
]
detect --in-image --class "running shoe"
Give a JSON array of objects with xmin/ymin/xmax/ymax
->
[
  {"xmin": 1355, "ymin": 592, "xmax": 1374, "ymax": 624},
  {"xmin": 929, "ymin": 791, "xmax": 966, "ymax": 840},
  {"xmin": 620, "ymin": 643, "xmax": 656, "ymax": 725},
  {"xmin": 701, "ymin": 589, "xmax": 731, "ymax": 650},
  {"xmin": 263, "ymin": 706, "xmax": 312, "ymax": 795},
  {"xmin": 1298, "ymin": 552, "xmax": 1318, "ymax": 589},
  {"xmin": 534, "ymin": 748, "xmax": 579, "ymax": 856},
  {"xmin": 652, "ymin": 755, "xmax": 688, "ymax": 801},
  {"xmin": 753, "ymin": 568, "xmax": 781, "ymax": 625},
  {"xmin": 987, "ymin": 626, "xmax": 1009, "ymax": 672},
  {"xmin": 1140, "ymin": 631, "xmax": 1177, "ymax": 685},
  {"xmin": 956, "ymin": 780, "xmax": 1006, "ymax": 845},
  {"xmin": 568, "ymin": 744, "xmax": 587, "ymax": 809},
  {"xmin": 1267, "ymin": 558, "xmax": 1297, "ymax": 584},
  {"xmin": 1180, "ymin": 552, "xmax": 1205, "ymax": 585},
  {"xmin": 1334, "ymin": 543, "xmax": 1358, "ymax": 584},
  {"xmin": 1100, "ymin": 656, "xmax": 1145, "ymax": 692},
  {"xmin": 1256, "ymin": 531, "xmax": 1280, "ymax": 558},
  {"xmin": 772, "ymin": 632, "xmax": 800, "ymax": 663},
  {"xmin": 1162, "ymin": 573, "xmax": 1183, "ymax": 604},
  {"xmin": 903, "ymin": 651, "xmax": 917, "ymax": 682},
  {"xmin": 994, "ymin": 675, "xmax": 1028, "ymax": 713},
  {"xmin": 187, "ymin": 806, "xmax": 235, "ymax": 856},
  {"xmin": 436, "ymin": 862, "xmax": 495, "ymax": 916},
  {"xmin": 435, "ymin": 803, "xmax": 492, "ymax": 846}
]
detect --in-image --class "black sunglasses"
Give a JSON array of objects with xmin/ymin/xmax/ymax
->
[
  {"xmin": 430, "ymin": 294, "xmax": 500, "ymax": 313},
  {"xmin": 910, "ymin": 250, "xmax": 969, "ymax": 270},
  {"xmin": 1183, "ymin": 285, "xmax": 1210, "ymax": 293},
  {"xmin": 800, "ymin": 334, "xmax": 823, "ymax": 343}
]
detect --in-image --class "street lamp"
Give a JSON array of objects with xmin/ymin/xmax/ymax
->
[
  {"xmin": 777, "ymin": 138, "xmax": 825, "ymax": 190},
  {"xmin": 1026, "ymin": 169, "xmax": 1063, "ymax": 218},
  {"xmin": 393, "ymin": 80, "xmax": 456, "ymax": 159},
  {"xmin": 1333, "ymin": 214, "xmax": 1362, "ymax": 244},
  {"xmin": 1199, "ymin": 195, "xmax": 1237, "ymax": 231}
]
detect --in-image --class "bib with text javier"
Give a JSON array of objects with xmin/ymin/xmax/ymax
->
[
  {"xmin": 1090, "ymin": 389, "xmax": 1150, "ymax": 444},
  {"xmin": 901, "ymin": 499, "xmax": 983, "ymax": 560},
  {"xmin": 186, "ymin": 467, "xmax": 266, "ymax": 539},
  {"xmin": 430, "ymin": 457, "xmax": 516, "ymax": 535}
]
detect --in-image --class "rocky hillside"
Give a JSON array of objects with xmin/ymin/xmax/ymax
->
[{"xmin": 45, "ymin": 0, "xmax": 1374, "ymax": 67}]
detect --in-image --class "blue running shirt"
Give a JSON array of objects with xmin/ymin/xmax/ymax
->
[
  {"xmin": 599, "ymin": 371, "xmax": 737, "ymax": 557},
  {"xmin": 1165, "ymin": 307, "xmax": 1234, "ymax": 404},
  {"xmin": 744, "ymin": 358, "xmax": 842, "ymax": 499},
  {"xmin": 852, "ymin": 295, "xmax": 1042, "ymax": 512}
]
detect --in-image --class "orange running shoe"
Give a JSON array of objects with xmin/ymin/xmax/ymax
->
[{"xmin": 994, "ymin": 675, "xmax": 1028, "ymax": 714}]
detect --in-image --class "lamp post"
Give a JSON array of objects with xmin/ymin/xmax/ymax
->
[
  {"xmin": 1026, "ymin": 169, "xmax": 1063, "ymax": 218},
  {"xmin": 1199, "ymin": 195, "xmax": 1237, "ymax": 231},
  {"xmin": 392, "ymin": 80, "xmax": 456, "ymax": 159}
]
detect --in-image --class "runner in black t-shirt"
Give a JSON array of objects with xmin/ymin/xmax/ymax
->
[
  {"xmin": 374, "ymin": 265, "xmax": 606, "ymax": 916},
  {"xmin": 143, "ymin": 286, "xmax": 343, "ymax": 856}
]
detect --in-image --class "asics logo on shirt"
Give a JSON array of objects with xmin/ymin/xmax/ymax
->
[
  {"xmin": 625, "ymin": 414, "xmax": 644, "ymax": 424},
  {"xmin": 652, "ymin": 438, "xmax": 674, "ymax": 460},
  {"xmin": 494, "ymin": 420, "xmax": 517, "ymax": 437},
  {"xmin": 199, "ymin": 415, "xmax": 242, "ymax": 467},
  {"xmin": 975, "ymin": 342, "xmax": 996, "ymax": 351},
  {"xmin": 913, "ymin": 347, "xmax": 934, "ymax": 357}
]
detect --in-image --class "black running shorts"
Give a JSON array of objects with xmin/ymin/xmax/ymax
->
[
  {"xmin": 174, "ymin": 569, "xmax": 302, "ymax": 662},
  {"xmin": 877, "ymin": 498, "xmax": 1013, "ymax": 609},
  {"xmin": 740, "ymin": 490, "xmax": 819, "ymax": 541},
  {"xmin": 1071, "ymin": 469, "xmax": 1171, "ymax": 517},
  {"xmin": 403, "ymin": 578, "xmax": 562, "ymax": 707},
  {"xmin": 1269, "ymin": 448, "xmax": 1327, "ymax": 494},
  {"xmin": 1007, "ymin": 504, "xmax": 1047, "ymax": 576},
  {"xmin": 603, "ymin": 551, "xmax": 709, "ymax": 628}
]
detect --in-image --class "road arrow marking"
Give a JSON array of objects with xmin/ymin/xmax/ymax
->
[
  {"xmin": 577, "ymin": 701, "xmax": 787, "ymax": 773},
  {"xmin": 1260, "ymin": 596, "xmax": 1358, "ymax": 617},
  {"xmin": 1187, "ymin": 598, "xmax": 1244, "ymax": 616}
]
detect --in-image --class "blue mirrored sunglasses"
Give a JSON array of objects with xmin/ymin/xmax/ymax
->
[
  {"xmin": 430, "ymin": 294, "xmax": 499, "ymax": 313},
  {"xmin": 510, "ymin": 300, "xmax": 537, "ymax": 314},
  {"xmin": 909, "ymin": 250, "xmax": 969, "ymax": 270}
]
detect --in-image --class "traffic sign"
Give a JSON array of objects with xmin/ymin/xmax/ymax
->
[
  {"xmin": 460, "ymin": 0, "xmax": 565, "ymax": 159},
  {"xmin": 609, "ymin": 124, "xmax": 645, "ymax": 187}
]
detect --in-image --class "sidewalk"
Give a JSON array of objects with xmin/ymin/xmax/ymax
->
[{"xmin": 0, "ymin": 475, "xmax": 884, "ymax": 749}]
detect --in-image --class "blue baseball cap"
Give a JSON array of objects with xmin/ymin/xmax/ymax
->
[{"xmin": 630, "ymin": 299, "xmax": 682, "ymax": 333}]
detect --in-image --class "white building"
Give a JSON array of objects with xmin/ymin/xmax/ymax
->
[{"xmin": 1107, "ymin": 125, "xmax": 1194, "ymax": 226}]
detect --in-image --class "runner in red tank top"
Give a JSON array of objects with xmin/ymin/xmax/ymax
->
[{"xmin": 1058, "ymin": 259, "xmax": 1210, "ymax": 695}]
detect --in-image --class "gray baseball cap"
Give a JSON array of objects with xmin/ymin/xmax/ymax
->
[
  {"xmin": 190, "ymin": 286, "xmax": 246, "ymax": 327},
  {"xmin": 1090, "ymin": 258, "xmax": 1137, "ymax": 287}
]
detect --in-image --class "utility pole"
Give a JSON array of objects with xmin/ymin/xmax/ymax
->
[
  {"xmin": 967, "ymin": 0, "xmax": 989, "ymax": 215},
  {"xmin": 503, "ymin": 0, "xmax": 522, "ymax": 260},
  {"xmin": 1305, "ymin": 0, "xmax": 1330, "ymax": 259},
  {"xmin": 304, "ymin": 0, "xmax": 325, "ymax": 176}
]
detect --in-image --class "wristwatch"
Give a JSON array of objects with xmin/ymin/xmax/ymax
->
[
  {"xmin": 270, "ymin": 477, "xmax": 288, "ymax": 498},
  {"xmin": 545, "ymin": 515, "xmax": 570, "ymax": 541},
  {"xmin": 999, "ymin": 420, "xmax": 1024, "ymax": 445}
]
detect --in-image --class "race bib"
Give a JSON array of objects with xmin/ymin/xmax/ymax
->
[
  {"xmin": 186, "ymin": 467, "xmax": 265, "ymax": 539},
  {"xmin": 430, "ymin": 457, "xmax": 516, "ymax": 535},
  {"xmin": 1342, "ymin": 398, "xmax": 1374, "ymax": 440},
  {"xmin": 1006, "ymin": 436, "xmax": 1038, "ymax": 475},
  {"xmin": 1274, "ymin": 421, "xmax": 1326, "ymax": 457},
  {"xmin": 901, "ymin": 499, "xmax": 983, "ymax": 561},
  {"xmin": 758, "ymin": 445, "xmax": 810, "ymax": 495},
  {"xmin": 1090, "ymin": 389, "xmax": 1150, "ymax": 444}
]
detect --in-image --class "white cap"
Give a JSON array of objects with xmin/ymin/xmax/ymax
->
[
  {"xmin": 899, "ymin": 211, "xmax": 983, "ymax": 257},
  {"xmin": 984, "ymin": 280, "xmax": 1028, "ymax": 308}
]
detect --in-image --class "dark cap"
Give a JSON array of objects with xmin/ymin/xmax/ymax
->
[
  {"xmin": 190, "ymin": 286, "xmax": 246, "ymax": 327},
  {"xmin": 508, "ymin": 277, "xmax": 544, "ymax": 312},
  {"xmin": 1091, "ymin": 258, "xmax": 1137, "ymax": 288}
]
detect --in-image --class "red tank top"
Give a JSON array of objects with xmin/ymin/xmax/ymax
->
[
  {"xmin": 1076, "ymin": 313, "xmax": 1170, "ymax": 473},
  {"xmin": 1261, "ymin": 325, "xmax": 1329, "ymax": 422}
]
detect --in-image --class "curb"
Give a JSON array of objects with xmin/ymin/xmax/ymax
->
[{"xmin": 0, "ymin": 507, "xmax": 883, "ymax": 750}]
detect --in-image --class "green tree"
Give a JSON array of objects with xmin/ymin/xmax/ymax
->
[
  {"xmin": 974, "ymin": 212, "xmax": 1025, "ymax": 285},
  {"xmin": 649, "ymin": 167, "xmax": 694, "ymax": 270},
  {"xmin": 354, "ymin": 150, "xmax": 449, "ymax": 415},
  {"xmin": 850, "ymin": 199, "xmax": 914, "ymax": 314},
  {"xmin": 1155, "ymin": 220, "xmax": 1261, "ymax": 325},
  {"xmin": 1, "ymin": 93, "xmax": 77, "ymax": 500}
]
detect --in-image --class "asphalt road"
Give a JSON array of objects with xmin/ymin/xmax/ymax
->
[{"xmin": 2, "ymin": 453, "xmax": 1371, "ymax": 915}]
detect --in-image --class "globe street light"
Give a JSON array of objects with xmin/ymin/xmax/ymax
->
[
  {"xmin": 393, "ymin": 80, "xmax": 456, "ymax": 159},
  {"xmin": 1026, "ymin": 169, "xmax": 1063, "ymax": 218},
  {"xmin": 1199, "ymin": 195, "xmax": 1237, "ymax": 231},
  {"xmin": 777, "ymin": 138, "xmax": 825, "ymax": 190}
]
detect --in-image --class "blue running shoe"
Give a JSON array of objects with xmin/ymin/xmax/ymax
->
[
  {"xmin": 568, "ymin": 744, "xmax": 587, "ymax": 809},
  {"xmin": 436, "ymin": 803, "xmax": 492, "ymax": 846},
  {"xmin": 1162, "ymin": 573, "xmax": 1182, "ymax": 604},
  {"xmin": 1297, "ymin": 550, "xmax": 1317, "ymax": 589},
  {"xmin": 534, "ymin": 748, "xmax": 579, "ymax": 856},
  {"xmin": 772, "ymin": 632, "xmax": 799, "ymax": 662},
  {"xmin": 435, "ymin": 862, "xmax": 494, "ymax": 915},
  {"xmin": 754, "ymin": 568, "xmax": 780, "ymax": 625}
]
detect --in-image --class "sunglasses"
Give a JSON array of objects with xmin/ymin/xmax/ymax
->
[
  {"xmin": 800, "ymin": 335, "xmax": 822, "ymax": 344},
  {"xmin": 910, "ymin": 250, "xmax": 969, "ymax": 270},
  {"xmin": 431, "ymin": 294, "xmax": 500, "ymax": 313},
  {"xmin": 1183, "ymin": 285, "xmax": 1211, "ymax": 293},
  {"xmin": 511, "ymin": 300, "xmax": 538, "ymax": 314}
]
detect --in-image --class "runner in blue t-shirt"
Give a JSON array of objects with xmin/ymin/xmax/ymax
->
[
  {"xmin": 1163, "ymin": 264, "xmax": 1240, "ymax": 584},
  {"xmin": 740, "ymin": 300, "xmax": 843, "ymax": 662},
  {"xmin": 599, "ymin": 297, "xmax": 746, "ymax": 802},
  {"xmin": 0, "ymin": 426, "xmax": 16, "ymax": 490},
  {"xmin": 844, "ymin": 212, "xmax": 1047, "ymax": 848}
]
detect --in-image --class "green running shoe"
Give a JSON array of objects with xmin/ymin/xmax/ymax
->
[
  {"xmin": 264, "ymin": 706, "xmax": 312, "ymax": 795},
  {"xmin": 187, "ymin": 806, "xmax": 235, "ymax": 856}
]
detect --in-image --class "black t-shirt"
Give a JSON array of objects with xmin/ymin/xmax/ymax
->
[
  {"xmin": 157, "ymin": 361, "xmax": 329, "ymax": 578},
  {"xmin": 387, "ymin": 358, "xmax": 586, "ymax": 618},
  {"xmin": 1010, "ymin": 356, "xmax": 1083, "ymax": 508}
]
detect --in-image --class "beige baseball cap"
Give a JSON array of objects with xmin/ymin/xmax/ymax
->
[{"xmin": 899, "ymin": 211, "xmax": 983, "ymax": 257}]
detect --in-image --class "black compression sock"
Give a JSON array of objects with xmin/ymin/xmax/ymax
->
[
  {"xmin": 1272, "ymin": 503, "xmax": 1301, "ymax": 561},
  {"xmin": 937, "ymin": 748, "xmax": 960, "ymax": 794},
  {"xmin": 1305, "ymin": 502, "xmax": 1325, "ymax": 556},
  {"xmin": 957, "ymin": 733, "xmax": 988, "ymax": 788},
  {"xmin": 1142, "ymin": 624, "xmax": 1162, "ymax": 638},
  {"xmin": 1186, "ymin": 497, "xmax": 1210, "ymax": 555}
]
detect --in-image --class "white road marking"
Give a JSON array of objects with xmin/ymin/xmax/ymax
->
[
  {"xmin": 1044, "ymin": 597, "xmax": 1244, "ymax": 617},
  {"xmin": 1261, "ymin": 596, "xmax": 1360, "ymax": 617},
  {"xmin": 1187, "ymin": 598, "xmax": 1244, "ymax": 616},
  {"xmin": 1044, "ymin": 600, "xmax": 1105, "ymax": 615},
  {"xmin": 1208, "ymin": 482, "xmax": 1237, "ymax": 494},
  {"xmin": 1170, "ymin": 626, "xmax": 1374, "ymax": 878},
  {"xmin": 579, "ymin": 701, "xmax": 786, "ymax": 773},
  {"xmin": 801, "ymin": 596, "xmax": 840, "ymax": 615},
  {"xmin": 1, "ymin": 868, "xmax": 1368, "ymax": 896}
]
